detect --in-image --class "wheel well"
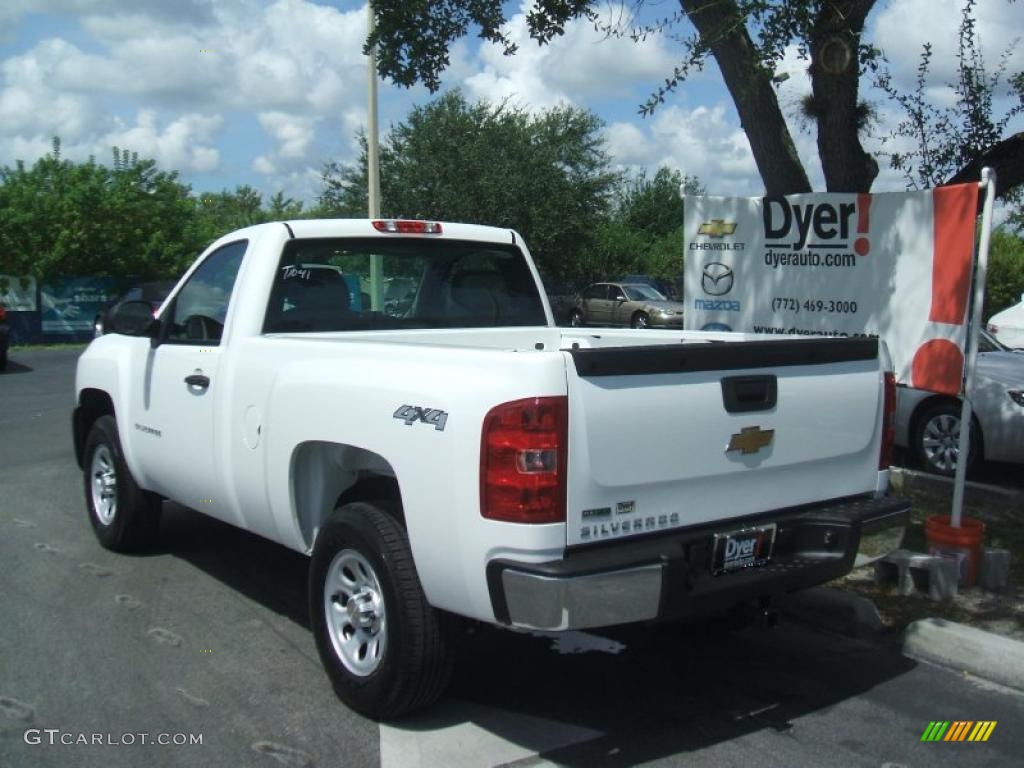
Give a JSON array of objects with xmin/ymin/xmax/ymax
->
[
  {"xmin": 291, "ymin": 441, "xmax": 402, "ymax": 553},
  {"xmin": 910, "ymin": 395, "xmax": 984, "ymax": 460},
  {"xmin": 74, "ymin": 389, "xmax": 115, "ymax": 468}
]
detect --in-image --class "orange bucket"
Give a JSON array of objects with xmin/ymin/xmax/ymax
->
[{"xmin": 925, "ymin": 514, "xmax": 985, "ymax": 587}]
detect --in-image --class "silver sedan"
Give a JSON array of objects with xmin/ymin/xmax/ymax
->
[
  {"xmin": 570, "ymin": 282, "xmax": 685, "ymax": 329},
  {"xmin": 895, "ymin": 331, "xmax": 1024, "ymax": 475}
]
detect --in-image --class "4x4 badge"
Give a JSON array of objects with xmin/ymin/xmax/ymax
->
[{"xmin": 393, "ymin": 405, "xmax": 448, "ymax": 432}]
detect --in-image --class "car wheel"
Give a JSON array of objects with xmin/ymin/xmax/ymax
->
[
  {"xmin": 0, "ymin": 347, "xmax": 6, "ymax": 371},
  {"xmin": 310, "ymin": 502, "xmax": 453, "ymax": 719},
  {"xmin": 83, "ymin": 414, "xmax": 162, "ymax": 551},
  {"xmin": 632, "ymin": 312, "xmax": 650, "ymax": 329},
  {"xmin": 912, "ymin": 401, "xmax": 979, "ymax": 477},
  {"xmin": 570, "ymin": 310, "xmax": 585, "ymax": 327},
  {"xmin": 93, "ymin": 315, "xmax": 104, "ymax": 337}
]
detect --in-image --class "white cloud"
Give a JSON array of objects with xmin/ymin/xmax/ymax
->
[
  {"xmin": 463, "ymin": 2, "xmax": 676, "ymax": 110},
  {"xmin": 258, "ymin": 112, "xmax": 319, "ymax": 159},
  {"xmin": 870, "ymin": 0, "xmax": 1024, "ymax": 88},
  {"xmin": 103, "ymin": 110, "xmax": 223, "ymax": 172}
]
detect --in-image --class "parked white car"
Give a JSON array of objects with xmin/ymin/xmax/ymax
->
[
  {"xmin": 987, "ymin": 293, "xmax": 1024, "ymax": 349},
  {"xmin": 895, "ymin": 331, "xmax": 1024, "ymax": 475}
]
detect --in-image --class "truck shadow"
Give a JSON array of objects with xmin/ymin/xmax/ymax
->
[
  {"xmin": 155, "ymin": 502, "xmax": 311, "ymax": 630},
  {"xmin": 432, "ymin": 620, "xmax": 916, "ymax": 766},
  {"xmin": 154, "ymin": 503, "xmax": 917, "ymax": 765}
]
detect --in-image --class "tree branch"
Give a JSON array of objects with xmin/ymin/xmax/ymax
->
[
  {"xmin": 944, "ymin": 131, "xmax": 1024, "ymax": 199},
  {"xmin": 680, "ymin": 0, "xmax": 811, "ymax": 196},
  {"xmin": 807, "ymin": 0, "xmax": 878, "ymax": 192}
]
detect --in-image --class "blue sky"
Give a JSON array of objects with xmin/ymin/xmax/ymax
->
[{"xmin": 1, "ymin": 1, "xmax": 1021, "ymax": 207}]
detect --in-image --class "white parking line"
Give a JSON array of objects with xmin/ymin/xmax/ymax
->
[{"xmin": 379, "ymin": 699, "xmax": 602, "ymax": 768}]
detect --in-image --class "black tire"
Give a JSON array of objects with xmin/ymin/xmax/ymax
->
[
  {"xmin": 631, "ymin": 311, "xmax": 650, "ymax": 329},
  {"xmin": 0, "ymin": 347, "xmax": 6, "ymax": 371},
  {"xmin": 83, "ymin": 414, "xmax": 161, "ymax": 551},
  {"xmin": 310, "ymin": 502, "xmax": 453, "ymax": 719},
  {"xmin": 569, "ymin": 310, "xmax": 585, "ymax": 327},
  {"xmin": 912, "ymin": 401, "xmax": 980, "ymax": 477}
]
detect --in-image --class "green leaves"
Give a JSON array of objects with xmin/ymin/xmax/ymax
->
[
  {"xmin": 0, "ymin": 139, "xmax": 309, "ymax": 283},
  {"xmin": 319, "ymin": 91, "xmax": 619, "ymax": 281}
]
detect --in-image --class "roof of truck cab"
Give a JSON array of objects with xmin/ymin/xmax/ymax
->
[{"xmin": 279, "ymin": 219, "xmax": 522, "ymax": 246}]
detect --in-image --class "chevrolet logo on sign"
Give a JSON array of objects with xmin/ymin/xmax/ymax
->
[
  {"xmin": 698, "ymin": 220, "xmax": 737, "ymax": 237},
  {"xmin": 727, "ymin": 426, "xmax": 775, "ymax": 455}
]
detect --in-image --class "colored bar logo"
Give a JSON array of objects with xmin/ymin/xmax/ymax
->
[{"xmin": 921, "ymin": 721, "xmax": 996, "ymax": 742}]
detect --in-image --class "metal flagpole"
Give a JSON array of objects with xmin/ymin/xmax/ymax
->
[
  {"xmin": 950, "ymin": 167, "xmax": 996, "ymax": 527},
  {"xmin": 366, "ymin": 2, "xmax": 383, "ymax": 310}
]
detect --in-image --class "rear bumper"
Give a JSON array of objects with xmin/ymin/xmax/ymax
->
[{"xmin": 487, "ymin": 494, "xmax": 909, "ymax": 631}]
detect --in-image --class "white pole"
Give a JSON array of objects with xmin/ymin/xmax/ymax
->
[
  {"xmin": 366, "ymin": 2, "xmax": 383, "ymax": 309},
  {"xmin": 950, "ymin": 167, "xmax": 996, "ymax": 527}
]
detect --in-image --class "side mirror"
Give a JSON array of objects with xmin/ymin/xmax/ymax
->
[{"xmin": 108, "ymin": 301, "xmax": 159, "ymax": 339}]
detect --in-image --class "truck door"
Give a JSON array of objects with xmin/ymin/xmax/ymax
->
[{"xmin": 127, "ymin": 240, "xmax": 247, "ymax": 524}]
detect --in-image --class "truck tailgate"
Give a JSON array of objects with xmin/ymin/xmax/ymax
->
[{"xmin": 563, "ymin": 338, "xmax": 884, "ymax": 546}]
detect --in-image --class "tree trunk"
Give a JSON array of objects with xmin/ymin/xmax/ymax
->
[
  {"xmin": 807, "ymin": 0, "xmax": 878, "ymax": 192},
  {"xmin": 680, "ymin": 0, "xmax": 811, "ymax": 196},
  {"xmin": 944, "ymin": 131, "xmax": 1024, "ymax": 199}
]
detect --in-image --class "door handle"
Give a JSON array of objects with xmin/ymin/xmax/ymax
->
[{"xmin": 184, "ymin": 373, "xmax": 210, "ymax": 389}]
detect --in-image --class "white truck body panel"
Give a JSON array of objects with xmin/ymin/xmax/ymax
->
[{"xmin": 75, "ymin": 219, "xmax": 904, "ymax": 627}]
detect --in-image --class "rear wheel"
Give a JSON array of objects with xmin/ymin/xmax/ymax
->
[
  {"xmin": 912, "ymin": 401, "xmax": 979, "ymax": 476},
  {"xmin": 631, "ymin": 312, "xmax": 650, "ymax": 329},
  {"xmin": 83, "ymin": 414, "xmax": 161, "ymax": 551},
  {"xmin": 310, "ymin": 502, "xmax": 453, "ymax": 719}
]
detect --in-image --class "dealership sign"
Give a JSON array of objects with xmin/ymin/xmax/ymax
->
[{"xmin": 684, "ymin": 184, "xmax": 980, "ymax": 395}]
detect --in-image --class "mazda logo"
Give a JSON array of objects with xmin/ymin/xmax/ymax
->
[{"xmin": 702, "ymin": 262, "xmax": 734, "ymax": 296}]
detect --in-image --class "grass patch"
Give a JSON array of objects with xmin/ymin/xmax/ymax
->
[{"xmin": 833, "ymin": 486, "xmax": 1024, "ymax": 639}]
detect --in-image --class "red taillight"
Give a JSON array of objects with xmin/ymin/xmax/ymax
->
[
  {"xmin": 372, "ymin": 219, "xmax": 442, "ymax": 234},
  {"xmin": 480, "ymin": 396, "xmax": 567, "ymax": 524},
  {"xmin": 879, "ymin": 372, "xmax": 896, "ymax": 469}
]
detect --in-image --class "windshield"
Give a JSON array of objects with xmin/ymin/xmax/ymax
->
[
  {"xmin": 979, "ymin": 329, "xmax": 1007, "ymax": 353},
  {"xmin": 263, "ymin": 237, "xmax": 546, "ymax": 332},
  {"xmin": 622, "ymin": 284, "xmax": 666, "ymax": 301}
]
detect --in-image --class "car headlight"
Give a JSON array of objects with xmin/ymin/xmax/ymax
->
[
  {"xmin": 1009, "ymin": 390, "xmax": 1024, "ymax": 407},
  {"xmin": 655, "ymin": 308, "xmax": 673, "ymax": 316}
]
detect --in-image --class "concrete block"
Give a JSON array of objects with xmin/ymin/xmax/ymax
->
[
  {"xmin": 927, "ymin": 558, "xmax": 959, "ymax": 601},
  {"xmin": 978, "ymin": 547, "xmax": 1011, "ymax": 591},
  {"xmin": 874, "ymin": 549, "xmax": 958, "ymax": 601}
]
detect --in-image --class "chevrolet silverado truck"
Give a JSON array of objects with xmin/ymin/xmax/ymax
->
[{"xmin": 73, "ymin": 219, "xmax": 909, "ymax": 718}]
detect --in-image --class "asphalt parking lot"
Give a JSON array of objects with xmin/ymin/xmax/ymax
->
[{"xmin": 1, "ymin": 346, "xmax": 1022, "ymax": 768}]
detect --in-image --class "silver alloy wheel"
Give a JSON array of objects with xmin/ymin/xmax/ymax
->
[
  {"xmin": 90, "ymin": 445, "xmax": 118, "ymax": 525},
  {"xmin": 921, "ymin": 412, "xmax": 960, "ymax": 472},
  {"xmin": 324, "ymin": 549, "xmax": 387, "ymax": 677},
  {"xmin": 570, "ymin": 311, "xmax": 584, "ymax": 327},
  {"xmin": 633, "ymin": 313, "xmax": 649, "ymax": 329}
]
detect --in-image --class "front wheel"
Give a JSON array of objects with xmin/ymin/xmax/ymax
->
[
  {"xmin": 310, "ymin": 502, "xmax": 453, "ymax": 719},
  {"xmin": 83, "ymin": 414, "xmax": 161, "ymax": 551},
  {"xmin": 569, "ymin": 310, "xmax": 585, "ymax": 327},
  {"xmin": 631, "ymin": 312, "xmax": 650, "ymax": 329},
  {"xmin": 912, "ymin": 402, "xmax": 979, "ymax": 476}
]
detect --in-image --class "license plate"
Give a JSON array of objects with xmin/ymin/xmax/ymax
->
[{"xmin": 711, "ymin": 523, "xmax": 777, "ymax": 575}]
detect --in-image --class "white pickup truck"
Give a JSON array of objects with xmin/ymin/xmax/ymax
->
[{"xmin": 73, "ymin": 219, "xmax": 908, "ymax": 718}]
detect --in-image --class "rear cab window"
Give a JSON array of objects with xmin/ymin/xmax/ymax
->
[{"xmin": 262, "ymin": 238, "xmax": 546, "ymax": 333}]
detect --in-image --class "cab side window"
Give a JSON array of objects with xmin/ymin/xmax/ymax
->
[{"xmin": 166, "ymin": 240, "xmax": 247, "ymax": 344}]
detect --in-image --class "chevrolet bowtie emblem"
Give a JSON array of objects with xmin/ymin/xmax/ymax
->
[
  {"xmin": 727, "ymin": 426, "xmax": 775, "ymax": 455},
  {"xmin": 698, "ymin": 219, "xmax": 737, "ymax": 238}
]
